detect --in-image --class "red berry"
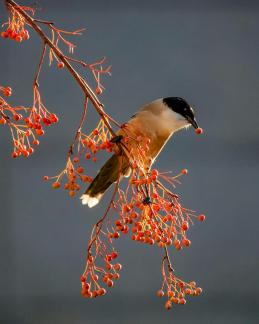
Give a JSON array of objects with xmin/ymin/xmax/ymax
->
[
  {"xmin": 13, "ymin": 114, "xmax": 21, "ymax": 121},
  {"xmin": 195, "ymin": 127, "xmax": 203, "ymax": 135},
  {"xmin": 49, "ymin": 113, "xmax": 58, "ymax": 123},
  {"xmin": 80, "ymin": 276, "xmax": 86, "ymax": 282},
  {"xmin": 114, "ymin": 263, "xmax": 122, "ymax": 271},
  {"xmin": 198, "ymin": 214, "xmax": 206, "ymax": 222},
  {"xmin": 22, "ymin": 150, "xmax": 30, "ymax": 158},
  {"xmin": 28, "ymin": 147, "xmax": 34, "ymax": 154},
  {"xmin": 107, "ymin": 280, "xmax": 113, "ymax": 287},
  {"xmin": 111, "ymin": 251, "xmax": 118, "ymax": 259},
  {"xmin": 10, "ymin": 31, "xmax": 17, "ymax": 39},
  {"xmin": 22, "ymin": 30, "xmax": 30, "ymax": 40},
  {"xmin": 15, "ymin": 35, "xmax": 23, "ymax": 42},
  {"xmin": 181, "ymin": 169, "xmax": 188, "ymax": 175},
  {"xmin": 179, "ymin": 298, "xmax": 186, "ymax": 305},
  {"xmin": 181, "ymin": 221, "xmax": 189, "ymax": 231},
  {"xmin": 57, "ymin": 62, "xmax": 64, "ymax": 69},
  {"xmin": 3, "ymin": 87, "xmax": 12, "ymax": 97},
  {"xmin": 32, "ymin": 139, "xmax": 40, "ymax": 146},
  {"xmin": 182, "ymin": 238, "xmax": 191, "ymax": 247},
  {"xmin": 43, "ymin": 176, "xmax": 49, "ymax": 181},
  {"xmin": 52, "ymin": 182, "xmax": 61, "ymax": 189},
  {"xmin": 1, "ymin": 31, "xmax": 8, "ymax": 38},
  {"xmin": 12, "ymin": 151, "xmax": 18, "ymax": 158}
]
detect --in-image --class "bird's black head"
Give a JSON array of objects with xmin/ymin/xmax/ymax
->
[{"xmin": 163, "ymin": 97, "xmax": 199, "ymax": 129}]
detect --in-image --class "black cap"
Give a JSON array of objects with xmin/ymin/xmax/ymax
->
[{"xmin": 163, "ymin": 97, "xmax": 199, "ymax": 129}]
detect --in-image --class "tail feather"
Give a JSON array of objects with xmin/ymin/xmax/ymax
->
[{"xmin": 81, "ymin": 154, "xmax": 129, "ymax": 208}]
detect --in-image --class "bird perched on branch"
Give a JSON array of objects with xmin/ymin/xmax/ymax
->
[{"xmin": 81, "ymin": 97, "xmax": 200, "ymax": 208}]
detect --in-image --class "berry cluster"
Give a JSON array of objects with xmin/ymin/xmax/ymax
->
[
  {"xmin": 111, "ymin": 169, "xmax": 205, "ymax": 252},
  {"xmin": 81, "ymin": 251, "xmax": 122, "ymax": 298},
  {"xmin": 1, "ymin": 5, "xmax": 32, "ymax": 42},
  {"xmin": 80, "ymin": 120, "xmax": 114, "ymax": 163},
  {"xmin": 45, "ymin": 119, "xmax": 116, "ymax": 196},
  {"xmin": 0, "ymin": 86, "xmax": 58, "ymax": 158},
  {"xmin": 158, "ymin": 268, "xmax": 203, "ymax": 310},
  {"xmin": 1, "ymin": 27, "xmax": 29, "ymax": 42},
  {"xmin": 44, "ymin": 157, "xmax": 93, "ymax": 197}
]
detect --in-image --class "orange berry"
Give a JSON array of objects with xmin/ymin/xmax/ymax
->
[
  {"xmin": 157, "ymin": 290, "xmax": 164, "ymax": 297},
  {"xmin": 165, "ymin": 300, "xmax": 172, "ymax": 310},
  {"xmin": 92, "ymin": 157, "xmax": 97, "ymax": 162},
  {"xmin": 114, "ymin": 263, "xmax": 122, "ymax": 271},
  {"xmin": 167, "ymin": 291, "xmax": 175, "ymax": 297},
  {"xmin": 95, "ymin": 87, "xmax": 102, "ymax": 95},
  {"xmin": 57, "ymin": 62, "xmax": 64, "ymax": 69},
  {"xmin": 190, "ymin": 281, "xmax": 197, "ymax": 287},
  {"xmin": 73, "ymin": 157, "xmax": 79, "ymax": 163},
  {"xmin": 98, "ymin": 288, "xmax": 106, "ymax": 296},
  {"xmin": 92, "ymin": 129, "xmax": 99, "ymax": 136},
  {"xmin": 32, "ymin": 139, "xmax": 40, "ymax": 145},
  {"xmin": 52, "ymin": 182, "xmax": 61, "ymax": 189},
  {"xmin": 77, "ymin": 166, "xmax": 84, "ymax": 173},
  {"xmin": 69, "ymin": 190, "xmax": 75, "ymax": 197},
  {"xmin": 196, "ymin": 287, "xmax": 203, "ymax": 295},
  {"xmin": 195, "ymin": 127, "xmax": 203, "ymax": 135},
  {"xmin": 36, "ymin": 129, "xmax": 44, "ymax": 136},
  {"xmin": 85, "ymin": 153, "xmax": 91, "ymax": 160},
  {"xmin": 0, "ymin": 118, "xmax": 6, "ymax": 125},
  {"xmin": 12, "ymin": 151, "xmax": 18, "ymax": 158},
  {"xmin": 113, "ymin": 273, "xmax": 120, "ymax": 280},
  {"xmin": 181, "ymin": 221, "xmax": 189, "ymax": 231}
]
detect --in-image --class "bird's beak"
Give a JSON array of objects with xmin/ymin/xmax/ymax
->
[{"xmin": 187, "ymin": 116, "xmax": 199, "ymax": 129}]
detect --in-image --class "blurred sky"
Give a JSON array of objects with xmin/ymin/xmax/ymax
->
[{"xmin": 0, "ymin": 0, "xmax": 259, "ymax": 323}]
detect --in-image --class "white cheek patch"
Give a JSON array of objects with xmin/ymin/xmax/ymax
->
[{"xmin": 160, "ymin": 109, "xmax": 189, "ymax": 132}]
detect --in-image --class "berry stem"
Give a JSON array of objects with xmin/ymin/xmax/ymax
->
[{"xmin": 5, "ymin": 0, "xmax": 118, "ymax": 136}]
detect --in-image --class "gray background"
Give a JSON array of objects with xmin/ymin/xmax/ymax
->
[{"xmin": 0, "ymin": 0, "xmax": 259, "ymax": 323}]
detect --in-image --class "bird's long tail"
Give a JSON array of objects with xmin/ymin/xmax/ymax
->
[{"xmin": 80, "ymin": 154, "xmax": 130, "ymax": 208}]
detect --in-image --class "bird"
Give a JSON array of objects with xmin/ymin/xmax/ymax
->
[{"xmin": 81, "ymin": 97, "xmax": 199, "ymax": 208}]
